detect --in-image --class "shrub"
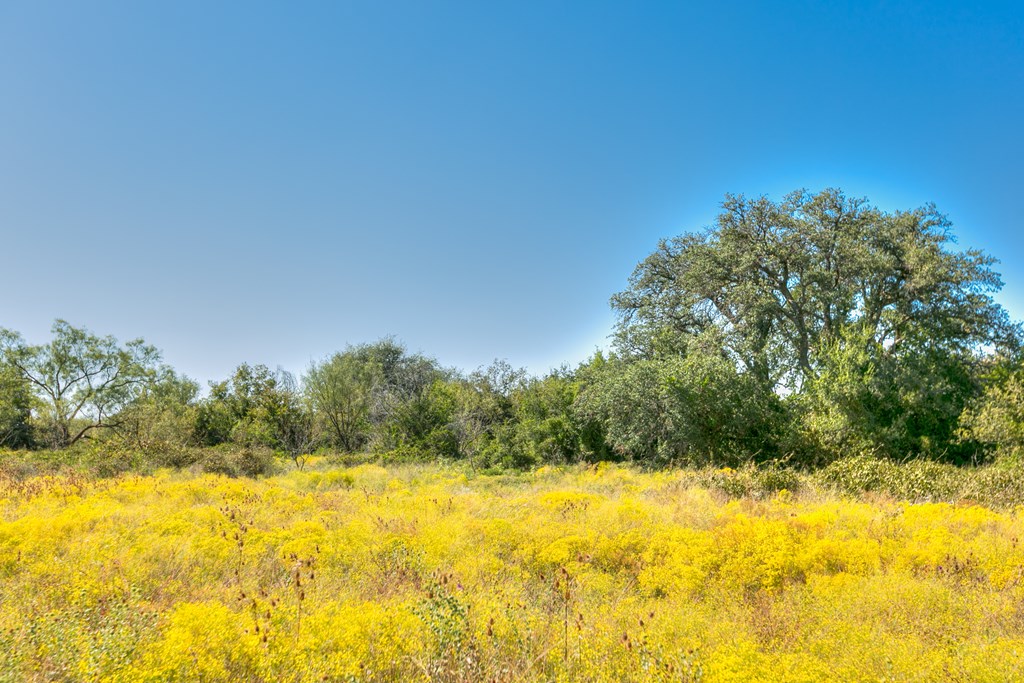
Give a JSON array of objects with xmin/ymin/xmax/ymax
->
[
  {"xmin": 816, "ymin": 455, "xmax": 1024, "ymax": 507},
  {"xmin": 197, "ymin": 445, "xmax": 276, "ymax": 477}
]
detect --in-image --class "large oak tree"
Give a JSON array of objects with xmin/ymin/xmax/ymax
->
[
  {"xmin": 610, "ymin": 188, "xmax": 1020, "ymax": 461},
  {"xmin": 613, "ymin": 189, "xmax": 1016, "ymax": 386}
]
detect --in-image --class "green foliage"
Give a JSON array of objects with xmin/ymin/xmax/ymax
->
[
  {"xmin": 304, "ymin": 350, "xmax": 379, "ymax": 452},
  {"xmin": 794, "ymin": 325, "xmax": 983, "ymax": 463},
  {"xmin": 576, "ymin": 347, "xmax": 785, "ymax": 466},
  {"xmin": 813, "ymin": 455, "xmax": 1024, "ymax": 506},
  {"xmin": 363, "ymin": 360, "xmax": 597, "ymax": 470},
  {"xmin": 0, "ymin": 321, "xmax": 161, "ymax": 448},
  {"xmin": 881, "ymin": 348, "xmax": 981, "ymax": 463},
  {"xmin": 696, "ymin": 464, "xmax": 803, "ymax": 499},
  {"xmin": 306, "ymin": 339, "xmax": 446, "ymax": 454},
  {"xmin": 414, "ymin": 574, "xmax": 479, "ymax": 681},
  {"xmin": 116, "ymin": 368, "xmax": 199, "ymax": 452},
  {"xmin": 611, "ymin": 188, "xmax": 1017, "ymax": 464},
  {"xmin": 958, "ymin": 354, "xmax": 1024, "ymax": 464},
  {"xmin": 197, "ymin": 444, "xmax": 277, "ymax": 477},
  {"xmin": 613, "ymin": 189, "xmax": 1012, "ymax": 383},
  {"xmin": 4, "ymin": 186, "xmax": 1023, "ymax": 475},
  {"xmin": 196, "ymin": 363, "xmax": 278, "ymax": 446},
  {"xmin": 196, "ymin": 364, "xmax": 315, "ymax": 464},
  {"xmin": 505, "ymin": 370, "xmax": 583, "ymax": 467},
  {"xmin": 570, "ymin": 352, "xmax": 614, "ymax": 462},
  {"xmin": 0, "ymin": 359, "xmax": 34, "ymax": 449},
  {"xmin": 373, "ymin": 379, "xmax": 461, "ymax": 459},
  {"xmin": 67, "ymin": 440, "xmax": 149, "ymax": 478},
  {"xmin": 448, "ymin": 363, "xmax": 521, "ymax": 462},
  {"xmin": 369, "ymin": 360, "xmax": 519, "ymax": 466}
]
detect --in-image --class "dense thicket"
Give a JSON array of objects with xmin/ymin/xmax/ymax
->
[{"xmin": 2, "ymin": 189, "xmax": 1022, "ymax": 471}]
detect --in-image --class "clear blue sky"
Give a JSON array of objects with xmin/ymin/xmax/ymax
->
[{"xmin": 2, "ymin": 1, "xmax": 1023, "ymax": 384}]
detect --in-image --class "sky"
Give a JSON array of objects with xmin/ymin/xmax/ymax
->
[{"xmin": 2, "ymin": 1, "xmax": 1023, "ymax": 384}]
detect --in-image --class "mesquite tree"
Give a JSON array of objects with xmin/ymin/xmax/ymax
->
[{"xmin": 0, "ymin": 320, "xmax": 161, "ymax": 448}]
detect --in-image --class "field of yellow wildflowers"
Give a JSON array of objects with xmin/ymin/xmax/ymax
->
[{"xmin": 2, "ymin": 461, "xmax": 1023, "ymax": 682}]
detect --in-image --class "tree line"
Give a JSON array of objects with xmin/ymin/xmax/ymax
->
[{"xmin": 3, "ymin": 189, "xmax": 1023, "ymax": 470}]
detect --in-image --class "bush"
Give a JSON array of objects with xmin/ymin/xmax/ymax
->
[
  {"xmin": 196, "ymin": 445, "xmax": 276, "ymax": 477},
  {"xmin": 145, "ymin": 444, "xmax": 205, "ymax": 470},
  {"xmin": 817, "ymin": 456, "xmax": 896, "ymax": 495},
  {"xmin": 376, "ymin": 444, "xmax": 435, "ymax": 464},
  {"xmin": 55, "ymin": 441, "xmax": 147, "ymax": 478},
  {"xmin": 576, "ymin": 350, "xmax": 786, "ymax": 467},
  {"xmin": 0, "ymin": 449, "xmax": 56, "ymax": 480},
  {"xmin": 815, "ymin": 455, "xmax": 1024, "ymax": 507},
  {"xmin": 697, "ymin": 464, "xmax": 804, "ymax": 499},
  {"xmin": 959, "ymin": 465, "xmax": 1024, "ymax": 508}
]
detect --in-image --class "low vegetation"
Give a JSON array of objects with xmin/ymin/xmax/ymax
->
[{"xmin": 2, "ymin": 461, "xmax": 1023, "ymax": 682}]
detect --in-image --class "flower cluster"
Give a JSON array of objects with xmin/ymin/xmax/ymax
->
[{"xmin": 1, "ymin": 463, "xmax": 1022, "ymax": 681}]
